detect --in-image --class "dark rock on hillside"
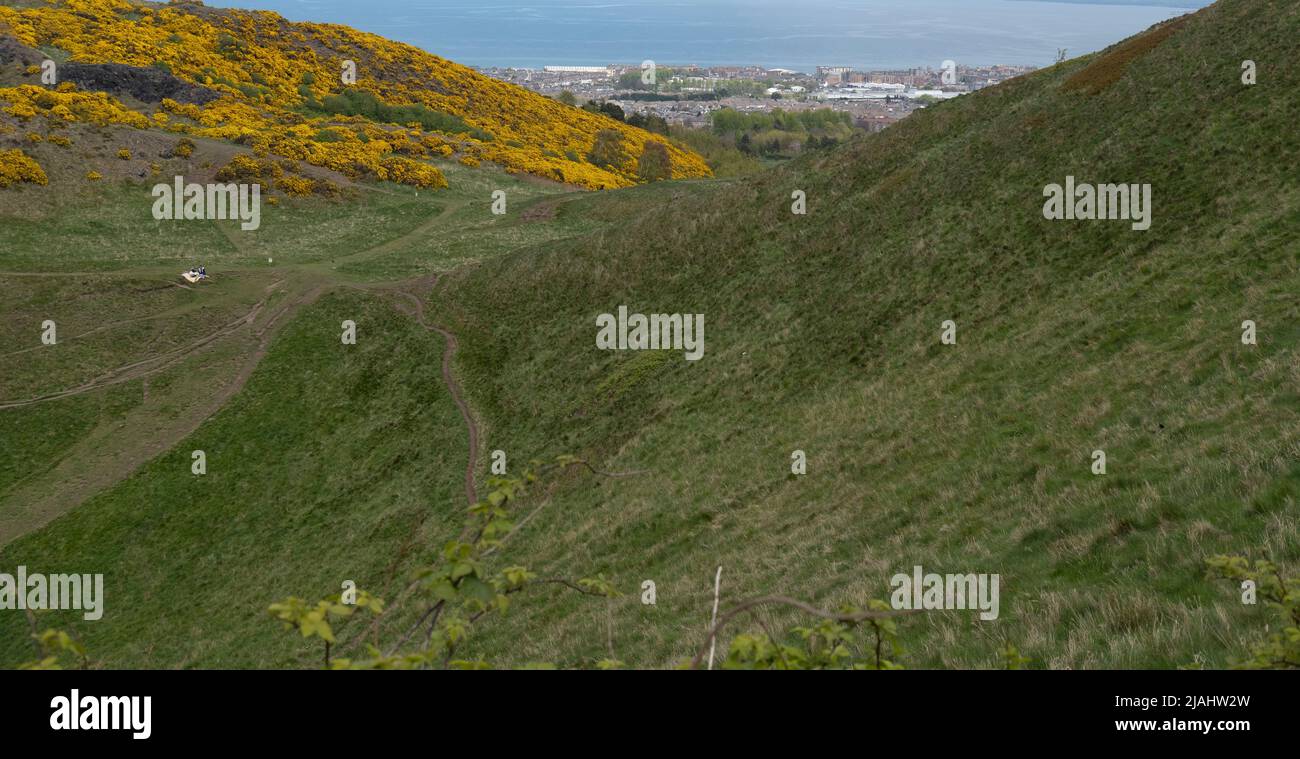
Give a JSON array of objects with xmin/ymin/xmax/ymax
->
[
  {"xmin": 2, "ymin": 36, "xmax": 221, "ymax": 105},
  {"xmin": 0, "ymin": 36, "xmax": 45, "ymax": 68},
  {"xmin": 61, "ymin": 62, "xmax": 222, "ymax": 106}
]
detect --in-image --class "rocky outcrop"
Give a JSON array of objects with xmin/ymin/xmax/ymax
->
[
  {"xmin": 60, "ymin": 61, "xmax": 222, "ymax": 105},
  {"xmin": 2, "ymin": 35, "xmax": 221, "ymax": 105},
  {"xmin": 0, "ymin": 35, "xmax": 45, "ymax": 68}
]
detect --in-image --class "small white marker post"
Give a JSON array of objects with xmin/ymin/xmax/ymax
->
[{"xmin": 708, "ymin": 565, "xmax": 723, "ymax": 670}]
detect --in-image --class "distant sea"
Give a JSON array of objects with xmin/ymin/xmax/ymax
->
[{"xmin": 216, "ymin": 0, "xmax": 1208, "ymax": 72}]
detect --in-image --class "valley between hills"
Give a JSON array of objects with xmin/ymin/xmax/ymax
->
[{"xmin": 0, "ymin": 0, "xmax": 1297, "ymax": 670}]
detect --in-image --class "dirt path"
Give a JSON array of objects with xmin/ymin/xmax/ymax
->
[
  {"xmin": 0, "ymin": 268, "xmax": 482, "ymax": 546},
  {"xmin": 1, "ymin": 196, "xmax": 485, "ymax": 538},
  {"xmin": 1, "ymin": 306, "xmax": 189, "ymax": 359},
  {"xmin": 0, "ymin": 279, "xmax": 324, "ymax": 547},
  {"xmin": 325, "ymin": 200, "xmax": 468, "ymax": 270},
  {"xmin": 375, "ymin": 276, "xmax": 480, "ymax": 507},
  {"xmin": 0, "ymin": 291, "xmax": 268, "ymax": 409}
]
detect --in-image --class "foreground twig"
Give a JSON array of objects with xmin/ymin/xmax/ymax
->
[{"xmin": 689, "ymin": 595, "xmax": 919, "ymax": 670}]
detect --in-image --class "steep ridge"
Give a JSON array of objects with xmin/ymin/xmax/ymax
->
[{"xmin": 428, "ymin": 0, "xmax": 1300, "ymax": 667}]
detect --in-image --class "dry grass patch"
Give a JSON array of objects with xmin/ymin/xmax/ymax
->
[{"xmin": 1063, "ymin": 16, "xmax": 1192, "ymax": 95}]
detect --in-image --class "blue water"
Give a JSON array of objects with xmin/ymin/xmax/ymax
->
[{"xmin": 216, "ymin": 0, "xmax": 1204, "ymax": 71}]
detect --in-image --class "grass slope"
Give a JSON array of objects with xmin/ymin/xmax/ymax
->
[
  {"xmin": 0, "ymin": 159, "xmax": 631, "ymax": 666},
  {"xmin": 423, "ymin": 0, "xmax": 1300, "ymax": 668},
  {"xmin": 0, "ymin": 289, "xmax": 468, "ymax": 667},
  {"xmin": 0, "ymin": 0, "xmax": 1295, "ymax": 669}
]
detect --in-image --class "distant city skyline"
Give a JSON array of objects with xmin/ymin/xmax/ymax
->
[{"xmin": 217, "ymin": 0, "xmax": 1205, "ymax": 72}]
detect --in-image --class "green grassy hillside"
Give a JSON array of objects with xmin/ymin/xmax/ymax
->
[
  {"xmin": 1, "ymin": 0, "xmax": 1296, "ymax": 669},
  {"xmin": 424, "ymin": 0, "xmax": 1300, "ymax": 667},
  {"xmin": 0, "ymin": 164, "xmax": 697, "ymax": 667},
  {"xmin": 2, "ymin": 289, "xmax": 470, "ymax": 667}
]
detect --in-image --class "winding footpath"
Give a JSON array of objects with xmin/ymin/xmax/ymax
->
[{"xmin": 376, "ymin": 277, "xmax": 480, "ymax": 507}]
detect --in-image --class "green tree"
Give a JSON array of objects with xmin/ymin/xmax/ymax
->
[
  {"xmin": 587, "ymin": 129, "xmax": 627, "ymax": 170},
  {"xmin": 556, "ymin": 90, "xmax": 577, "ymax": 106},
  {"xmin": 599, "ymin": 101, "xmax": 625, "ymax": 121},
  {"xmin": 628, "ymin": 112, "xmax": 670, "ymax": 136},
  {"xmin": 617, "ymin": 70, "xmax": 654, "ymax": 91},
  {"xmin": 636, "ymin": 141, "xmax": 672, "ymax": 182}
]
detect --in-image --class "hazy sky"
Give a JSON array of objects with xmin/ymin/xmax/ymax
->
[{"xmin": 217, "ymin": 0, "xmax": 1206, "ymax": 70}]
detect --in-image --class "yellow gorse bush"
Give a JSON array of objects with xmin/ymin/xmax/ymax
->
[
  {"xmin": 0, "ymin": 0, "xmax": 711, "ymax": 190},
  {"xmin": 2, "ymin": 84, "xmax": 150, "ymax": 128},
  {"xmin": 275, "ymin": 174, "xmax": 314, "ymax": 196},
  {"xmin": 0, "ymin": 148, "xmax": 48, "ymax": 187}
]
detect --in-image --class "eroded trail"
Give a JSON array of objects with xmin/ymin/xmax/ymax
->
[
  {"xmin": 0, "ymin": 302, "xmax": 264, "ymax": 410},
  {"xmin": 334, "ymin": 201, "xmax": 467, "ymax": 268},
  {"xmin": 0, "ymin": 278, "xmax": 325, "ymax": 547},
  {"xmin": 371, "ymin": 275, "xmax": 480, "ymax": 507},
  {"xmin": 0, "ymin": 264, "xmax": 482, "ymax": 548}
]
